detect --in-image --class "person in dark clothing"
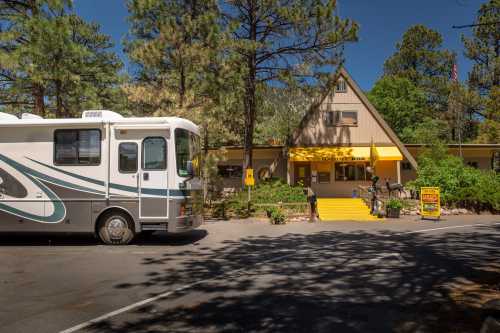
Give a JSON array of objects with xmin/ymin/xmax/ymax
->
[{"xmin": 306, "ymin": 187, "xmax": 318, "ymax": 222}]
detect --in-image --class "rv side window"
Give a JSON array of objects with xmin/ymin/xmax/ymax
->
[
  {"xmin": 119, "ymin": 142, "xmax": 138, "ymax": 173},
  {"xmin": 142, "ymin": 137, "xmax": 166, "ymax": 170},
  {"xmin": 54, "ymin": 129, "xmax": 101, "ymax": 165}
]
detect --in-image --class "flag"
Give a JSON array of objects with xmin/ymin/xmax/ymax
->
[
  {"xmin": 370, "ymin": 137, "xmax": 378, "ymax": 169},
  {"xmin": 451, "ymin": 63, "xmax": 458, "ymax": 82}
]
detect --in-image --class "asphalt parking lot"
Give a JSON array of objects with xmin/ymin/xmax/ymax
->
[{"xmin": 0, "ymin": 215, "xmax": 499, "ymax": 333}]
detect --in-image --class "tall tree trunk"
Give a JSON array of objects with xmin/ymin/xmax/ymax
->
[
  {"xmin": 33, "ymin": 84, "xmax": 45, "ymax": 117},
  {"xmin": 242, "ymin": 0, "xmax": 257, "ymax": 187},
  {"xmin": 55, "ymin": 79, "xmax": 63, "ymax": 118}
]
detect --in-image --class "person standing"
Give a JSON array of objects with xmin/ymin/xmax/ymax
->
[{"xmin": 307, "ymin": 186, "xmax": 318, "ymax": 222}]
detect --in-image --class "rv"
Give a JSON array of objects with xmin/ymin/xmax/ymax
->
[{"xmin": 0, "ymin": 110, "xmax": 203, "ymax": 244}]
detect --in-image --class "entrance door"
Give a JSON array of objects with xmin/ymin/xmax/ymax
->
[
  {"xmin": 139, "ymin": 136, "xmax": 169, "ymax": 219},
  {"xmin": 294, "ymin": 162, "xmax": 311, "ymax": 187}
]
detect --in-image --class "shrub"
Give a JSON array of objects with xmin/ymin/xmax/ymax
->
[
  {"xmin": 386, "ymin": 198, "xmax": 403, "ymax": 210},
  {"xmin": 407, "ymin": 144, "xmax": 500, "ymax": 212},
  {"xmin": 266, "ymin": 207, "xmax": 286, "ymax": 224},
  {"xmin": 250, "ymin": 178, "xmax": 307, "ymax": 204},
  {"xmin": 224, "ymin": 179, "xmax": 307, "ymax": 218}
]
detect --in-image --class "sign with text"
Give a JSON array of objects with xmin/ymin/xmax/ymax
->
[
  {"xmin": 420, "ymin": 187, "xmax": 440, "ymax": 218},
  {"xmin": 244, "ymin": 168, "xmax": 255, "ymax": 186}
]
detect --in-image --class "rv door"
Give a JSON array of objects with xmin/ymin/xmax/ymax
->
[{"xmin": 139, "ymin": 136, "xmax": 169, "ymax": 219}]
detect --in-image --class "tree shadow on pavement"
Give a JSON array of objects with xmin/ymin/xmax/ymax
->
[{"xmin": 90, "ymin": 225, "xmax": 500, "ymax": 333}]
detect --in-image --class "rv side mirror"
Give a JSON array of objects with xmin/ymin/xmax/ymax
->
[{"xmin": 186, "ymin": 161, "xmax": 194, "ymax": 178}]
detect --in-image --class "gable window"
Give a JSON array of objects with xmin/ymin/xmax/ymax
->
[
  {"xmin": 335, "ymin": 80, "xmax": 347, "ymax": 93},
  {"xmin": 325, "ymin": 110, "xmax": 358, "ymax": 127},
  {"xmin": 54, "ymin": 129, "xmax": 101, "ymax": 165}
]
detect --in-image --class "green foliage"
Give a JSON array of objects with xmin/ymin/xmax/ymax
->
[
  {"xmin": 255, "ymin": 85, "xmax": 311, "ymax": 145},
  {"xmin": 476, "ymin": 87, "xmax": 500, "ymax": 144},
  {"xmin": 0, "ymin": 0, "xmax": 124, "ymax": 117},
  {"xmin": 248, "ymin": 179, "xmax": 307, "ymax": 204},
  {"xmin": 125, "ymin": 0, "xmax": 244, "ymax": 146},
  {"xmin": 407, "ymin": 144, "xmax": 500, "ymax": 211},
  {"xmin": 266, "ymin": 207, "xmax": 286, "ymax": 225},
  {"xmin": 400, "ymin": 117, "xmax": 450, "ymax": 144},
  {"xmin": 385, "ymin": 198, "xmax": 403, "ymax": 210},
  {"xmin": 383, "ymin": 24, "xmax": 455, "ymax": 92},
  {"xmin": 225, "ymin": 179, "xmax": 306, "ymax": 218},
  {"xmin": 368, "ymin": 76, "xmax": 429, "ymax": 141},
  {"xmin": 462, "ymin": 0, "xmax": 500, "ymax": 97}
]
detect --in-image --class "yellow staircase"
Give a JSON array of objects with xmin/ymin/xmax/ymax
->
[{"xmin": 317, "ymin": 198, "xmax": 381, "ymax": 221}]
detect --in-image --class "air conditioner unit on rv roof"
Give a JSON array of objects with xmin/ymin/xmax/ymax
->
[
  {"xmin": 0, "ymin": 112, "xmax": 19, "ymax": 121},
  {"xmin": 21, "ymin": 113, "xmax": 43, "ymax": 119},
  {"xmin": 82, "ymin": 110, "xmax": 123, "ymax": 120}
]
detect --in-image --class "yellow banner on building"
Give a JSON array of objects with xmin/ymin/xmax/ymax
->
[
  {"xmin": 288, "ymin": 146, "xmax": 402, "ymax": 162},
  {"xmin": 420, "ymin": 187, "xmax": 440, "ymax": 218}
]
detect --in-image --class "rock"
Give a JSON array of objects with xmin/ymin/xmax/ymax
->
[
  {"xmin": 451, "ymin": 208, "xmax": 460, "ymax": 215},
  {"xmin": 440, "ymin": 208, "xmax": 450, "ymax": 216},
  {"xmin": 410, "ymin": 210, "xmax": 417, "ymax": 216},
  {"xmin": 458, "ymin": 208, "xmax": 469, "ymax": 215}
]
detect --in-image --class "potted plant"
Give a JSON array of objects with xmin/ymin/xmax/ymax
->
[{"xmin": 386, "ymin": 198, "xmax": 403, "ymax": 218}]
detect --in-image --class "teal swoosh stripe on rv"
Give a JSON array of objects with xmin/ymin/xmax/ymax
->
[
  {"xmin": 1, "ymin": 154, "xmax": 104, "ymax": 195},
  {"xmin": 26, "ymin": 158, "xmax": 190, "ymax": 197},
  {"xmin": 0, "ymin": 156, "xmax": 66, "ymax": 223}
]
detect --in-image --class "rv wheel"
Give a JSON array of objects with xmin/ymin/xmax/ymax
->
[{"xmin": 98, "ymin": 211, "xmax": 135, "ymax": 245}]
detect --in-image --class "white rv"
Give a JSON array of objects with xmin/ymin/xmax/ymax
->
[{"xmin": 0, "ymin": 110, "xmax": 203, "ymax": 244}]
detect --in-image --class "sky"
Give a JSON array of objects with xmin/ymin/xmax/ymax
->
[{"xmin": 73, "ymin": 0, "xmax": 486, "ymax": 91}]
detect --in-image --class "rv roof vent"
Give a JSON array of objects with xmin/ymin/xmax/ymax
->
[
  {"xmin": 0, "ymin": 112, "xmax": 19, "ymax": 121},
  {"xmin": 21, "ymin": 113, "xmax": 43, "ymax": 120},
  {"xmin": 82, "ymin": 110, "xmax": 124, "ymax": 120}
]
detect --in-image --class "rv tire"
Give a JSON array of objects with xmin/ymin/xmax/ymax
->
[{"xmin": 97, "ymin": 211, "xmax": 135, "ymax": 245}]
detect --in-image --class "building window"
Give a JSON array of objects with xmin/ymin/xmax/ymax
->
[
  {"xmin": 402, "ymin": 162, "xmax": 412, "ymax": 170},
  {"xmin": 119, "ymin": 142, "xmax": 138, "ymax": 173},
  {"xmin": 325, "ymin": 111, "xmax": 358, "ymax": 127},
  {"xmin": 142, "ymin": 137, "xmax": 167, "ymax": 170},
  {"xmin": 54, "ymin": 129, "xmax": 101, "ymax": 165},
  {"xmin": 335, "ymin": 162, "xmax": 368, "ymax": 181},
  {"xmin": 335, "ymin": 80, "xmax": 347, "ymax": 93},
  {"xmin": 325, "ymin": 111, "xmax": 335, "ymax": 127},
  {"xmin": 218, "ymin": 165, "xmax": 243, "ymax": 178},
  {"xmin": 318, "ymin": 172, "xmax": 331, "ymax": 183}
]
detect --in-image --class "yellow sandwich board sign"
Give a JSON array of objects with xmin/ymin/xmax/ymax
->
[
  {"xmin": 244, "ymin": 168, "xmax": 255, "ymax": 186},
  {"xmin": 420, "ymin": 187, "xmax": 440, "ymax": 219}
]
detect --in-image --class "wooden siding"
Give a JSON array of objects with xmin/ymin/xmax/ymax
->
[{"xmin": 294, "ymin": 75, "xmax": 392, "ymax": 146}]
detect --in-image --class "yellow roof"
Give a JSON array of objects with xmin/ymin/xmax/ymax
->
[{"xmin": 289, "ymin": 146, "xmax": 402, "ymax": 162}]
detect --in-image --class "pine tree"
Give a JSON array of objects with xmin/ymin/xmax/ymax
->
[
  {"xmin": 221, "ymin": 0, "xmax": 358, "ymax": 179},
  {"xmin": 0, "ymin": 0, "xmax": 124, "ymax": 117},
  {"xmin": 383, "ymin": 25, "xmax": 455, "ymax": 112},
  {"xmin": 462, "ymin": 0, "xmax": 500, "ymax": 97},
  {"xmin": 125, "ymin": 0, "xmax": 241, "ymax": 148}
]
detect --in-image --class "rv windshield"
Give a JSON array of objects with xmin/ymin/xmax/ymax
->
[{"xmin": 175, "ymin": 128, "xmax": 201, "ymax": 177}]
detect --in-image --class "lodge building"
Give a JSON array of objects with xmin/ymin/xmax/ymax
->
[{"xmin": 214, "ymin": 68, "xmax": 500, "ymax": 198}]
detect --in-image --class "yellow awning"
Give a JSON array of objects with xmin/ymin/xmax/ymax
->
[
  {"xmin": 375, "ymin": 146, "xmax": 403, "ymax": 161},
  {"xmin": 289, "ymin": 146, "xmax": 402, "ymax": 162}
]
